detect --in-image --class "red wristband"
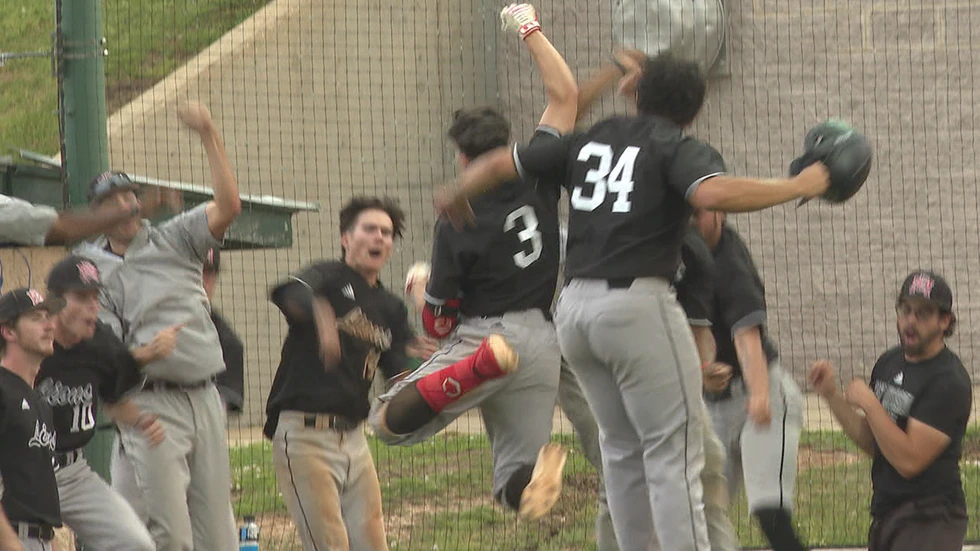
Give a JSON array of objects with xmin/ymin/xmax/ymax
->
[{"xmin": 519, "ymin": 22, "xmax": 541, "ymax": 40}]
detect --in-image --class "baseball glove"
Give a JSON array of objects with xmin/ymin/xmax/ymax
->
[{"xmin": 791, "ymin": 118, "xmax": 873, "ymax": 206}]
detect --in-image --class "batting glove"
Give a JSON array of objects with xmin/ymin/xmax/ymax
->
[{"xmin": 500, "ymin": 3, "xmax": 541, "ymax": 40}]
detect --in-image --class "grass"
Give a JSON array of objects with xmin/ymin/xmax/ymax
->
[
  {"xmin": 229, "ymin": 428, "xmax": 980, "ymax": 550},
  {"xmin": 0, "ymin": 0, "xmax": 268, "ymax": 156}
]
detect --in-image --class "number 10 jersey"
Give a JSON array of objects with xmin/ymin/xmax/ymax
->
[{"xmin": 36, "ymin": 321, "xmax": 145, "ymax": 453}]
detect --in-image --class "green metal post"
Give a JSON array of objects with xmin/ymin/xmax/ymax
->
[
  {"xmin": 60, "ymin": 0, "xmax": 110, "ymax": 205},
  {"xmin": 59, "ymin": 0, "xmax": 115, "ymax": 509}
]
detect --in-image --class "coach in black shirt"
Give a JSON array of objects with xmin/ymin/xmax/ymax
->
[
  {"xmin": 810, "ymin": 271, "xmax": 971, "ymax": 551},
  {"xmin": 0, "ymin": 288, "xmax": 65, "ymax": 551}
]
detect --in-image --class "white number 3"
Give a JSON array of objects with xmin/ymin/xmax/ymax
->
[
  {"xmin": 505, "ymin": 205, "xmax": 542, "ymax": 269},
  {"xmin": 571, "ymin": 142, "xmax": 640, "ymax": 213}
]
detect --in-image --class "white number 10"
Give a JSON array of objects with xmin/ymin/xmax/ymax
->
[
  {"xmin": 505, "ymin": 205, "xmax": 542, "ymax": 269},
  {"xmin": 571, "ymin": 142, "xmax": 640, "ymax": 213}
]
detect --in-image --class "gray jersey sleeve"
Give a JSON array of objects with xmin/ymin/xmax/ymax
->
[
  {"xmin": 0, "ymin": 194, "xmax": 58, "ymax": 246},
  {"xmin": 157, "ymin": 203, "xmax": 222, "ymax": 263}
]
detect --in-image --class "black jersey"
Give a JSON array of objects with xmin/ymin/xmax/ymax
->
[
  {"xmin": 35, "ymin": 322, "xmax": 144, "ymax": 452},
  {"xmin": 212, "ymin": 310, "xmax": 244, "ymax": 413},
  {"xmin": 514, "ymin": 116, "xmax": 726, "ymax": 281},
  {"xmin": 709, "ymin": 224, "xmax": 779, "ymax": 379},
  {"xmin": 868, "ymin": 346, "xmax": 972, "ymax": 517},
  {"xmin": 0, "ymin": 367, "xmax": 61, "ymax": 527},
  {"xmin": 425, "ymin": 171, "xmax": 560, "ymax": 317},
  {"xmin": 674, "ymin": 226, "xmax": 715, "ymax": 325},
  {"xmin": 265, "ymin": 261, "xmax": 414, "ymax": 438}
]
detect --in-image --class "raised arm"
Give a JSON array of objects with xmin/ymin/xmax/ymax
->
[
  {"xmin": 500, "ymin": 4, "xmax": 578, "ymax": 134},
  {"xmin": 689, "ymin": 163, "xmax": 830, "ymax": 213},
  {"xmin": 177, "ymin": 102, "xmax": 242, "ymax": 240},
  {"xmin": 576, "ymin": 50, "xmax": 646, "ymax": 121},
  {"xmin": 44, "ymin": 201, "xmax": 140, "ymax": 245}
]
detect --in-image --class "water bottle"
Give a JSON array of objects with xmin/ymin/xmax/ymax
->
[{"xmin": 239, "ymin": 516, "xmax": 259, "ymax": 551}]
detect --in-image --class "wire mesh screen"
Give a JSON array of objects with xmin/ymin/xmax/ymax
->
[{"xmin": 2, "ymin": 0, "xmax": 977, "ymax": 548}]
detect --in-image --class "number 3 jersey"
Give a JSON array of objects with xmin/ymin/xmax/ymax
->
[
  {"xmin": 515, "ymin": 118, "xmax": 726, "ymax": 281},
  {"xmin": 426, "ymin": 149, "xmax": 561, "ymax": 317},
  {"xmin": 35, "ymin": 321, "xmax": 144, "ymax": 452}
]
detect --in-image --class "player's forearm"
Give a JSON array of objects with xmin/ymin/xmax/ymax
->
[
  {"xmin": 690, "ymin": 325, "xmax": 716, "ymax": 366},
  {"xmin": 523, "ymin": 32, "xmax": 578, "ymax": 133},
  {"xmin": 823, "ymin": 391, "xmax": 875, "ymax": 456},
  {"xmin": 861, "ymin": 400, "xmax": 926, "ymax": 477},
  {"xmin": 313, "ymin": 297, "xmax": 342, "ymax": 368},
  {"xmin": 0, "ymin": 506, "xmax": 23, "ymax": 551},
  {"xmin": 733, "ymin": 327, "xmax": 769, "ymax": 398},
  {"xmin": 691, "ymin": 175, "xmax": 810, "ymax": 213},
  {"xmin": 576, "ymin": 63, "xmax": 622, "ymax": 121},
  {"xmin": 200, "ymin": 124, "xmax": 242, "ymax": 237},
  {"xmin": 45, "ymin": 204, "xmax": 136, "ymax": 245},
  {"xmin": 104, "ymin": 400, "xmax": 145, "ymax": 428},
  {"xmin": 453, "ymin": 147, "xmax": 519, "ymax": 200}
]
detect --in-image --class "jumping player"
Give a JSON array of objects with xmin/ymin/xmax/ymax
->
[
  {"xmin": 35, "ymin": 256, "xmax": 180, "ymax": 551},
  {"xmin": 0, "ymin": 288, "xmax": 65, "ymax": 551},
  {"xmin": 76, "ymin": 102, "xmax": 243, "ymax": 550},
  {"xmin": 265, "ymin": 196, "xmax": 438, "ymax": 551},
  {"xmin": 367, "ymin": 3, "xmax": 577, "ymax": 520},
  {"xmin": 809, "ymin": 271, "xmax": 971, "ymax": 551},
  {"xmin": 692, "ymin": 209, "xmax": 806, "ymax": 551},
  {"xmin": 553, "ymin": 54, "xmax": 741, "ymax": 551},
  {"xmin": 436, "ymin": 52, "xmax": 830, "ymax": 550}
]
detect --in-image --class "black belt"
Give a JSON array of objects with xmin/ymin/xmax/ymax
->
[
  {"xmin": 53, "ymin": 449, "xmax": 82, "ymax": 471},
  {"xmin": 479, "ymin": 307, "xmax": 553, "ymax": 322},
  {"xmin": 143, "ymin": 377, "xmax": 215, "ymax": 392},
  {"xmin": 606, "ymin": 277, "xmax": 636, "ymax": 289},
  {"xmin": 15, "ymin": 522, "xmax": 55, "ymax": 542},
  {"xmin": 303, "ymin": 413, "xmax": 361, "ymax": 432}
]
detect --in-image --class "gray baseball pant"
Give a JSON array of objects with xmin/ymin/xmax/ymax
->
[
  {"xmin": 558, "ymin": 358, "xmax": 741, "ymax": 551},
  {"xmin": 556, "ymin": 277, "xmax": 710, "ymax": 551},
  {"xmin": 370, "ymin": 309, "xmax": 560, "ymax": 502},
  {"xmin": 114, "ymin": 383, "xmax": 237, "ymax": 551},
  {"xmin": 55, "ymin": 454, "xmax": 154, "ymax": 551},
  {"xmin": 16, "ymin": 534, "xmax": 52, "ymax": 551},
  {"xmin": 705, "ymin": 363, "xmax": 803, "ymax": 513},
  {"xmin": 272, "ymin": 412, "xmax": 388, "ymax": 551}
]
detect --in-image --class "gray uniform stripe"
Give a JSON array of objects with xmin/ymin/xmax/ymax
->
[{"xmin": 656, "ymin": 293, "xmax": 702, "ymax": 549}]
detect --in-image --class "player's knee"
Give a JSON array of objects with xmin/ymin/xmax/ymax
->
[
  {"xmin": 498, "ymin": 464, "xmax": 534, "ymax": 511},
  {"xmin": 368, "ymin": 401, "xmax": 405, "ymax": 445},
  {"xmin": 131, "ymin": 531, "xmax": 156, "ymax": 551}
]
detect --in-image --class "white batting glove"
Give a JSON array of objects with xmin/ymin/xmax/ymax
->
[
  {"xmin": 500, "ymin": 3, "xmax": 541, "ymax": 40},
  {"xmin": 405, "ymin": 262, "xmax": 431, "ymax": 295}
]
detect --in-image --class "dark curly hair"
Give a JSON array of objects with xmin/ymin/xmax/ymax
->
[
  {"xmin": 635, "ymin": 53, "xmax": 707, "ymax": 127},
  {"xmin": 447, "ymin": 107, "xmax": 511, "ymax": 159}
]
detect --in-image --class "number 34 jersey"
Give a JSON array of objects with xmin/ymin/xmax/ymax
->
[
  {"xmin": 35, "ymin": 321, "xmax": 145, "ymax": 452},
  {"xmin": 426, "ymin": 160, "xmax": 561, "ymax": 318},
  {"xmin": 515, "ymin": 118, "xmax": 727, "ymax": 281}
]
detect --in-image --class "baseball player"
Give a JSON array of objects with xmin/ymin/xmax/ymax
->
[
  {"xmin": 367, "ymin": 4, "xmax": 577, "ymax": 521},
  {"xmin": 0, "ymin": 193, "xmax": 140, "ymax": 247},
  {"xmin": 0, "ymin": 288, "xmax": 65, "ymax": 551},
  {"xmin": 691, "ymin": 209, "xmax": 806, "ymax": 551},
  {"xmin": 553, "ymin": 55, "xmax": 741, "ymax": 551},
  {"xmin": 265, "ymin": 196, "xmax": 439, "ymax": 551},
  {"xmin": 809, "ymin": 271, "xmax": 971, "ymax": 551},
  {"xmin": 202, "ymin": 247, "xmax": 245, "ymax": 414},
  {"xmin": 75, "ymin": 101, "xmax": 243, "ymax": 551},
  {"xmin": 436, "ymin": 52, "xmax": 830, "ymax": 550},
  {"xmin": 35, "ymin": 255, "xmax": 181, "ymax": 551}
]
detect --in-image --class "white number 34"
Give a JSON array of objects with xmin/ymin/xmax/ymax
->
[{"xmin": 571, "ymin": 142, "xmax": 640, "ymax": 213}]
